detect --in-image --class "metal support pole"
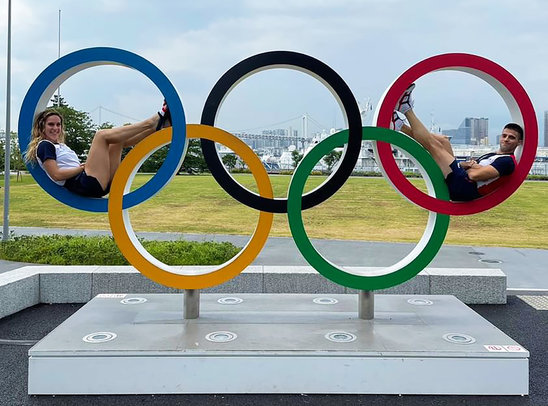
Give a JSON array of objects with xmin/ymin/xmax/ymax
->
[
  {"xmin": 358, "ymin": 290, "xmax": 374, "ymax": 320},
  {"xmin": 3, "ymin": 0, "xmax": 12, "ymax": 241},
  {"xmin": 183, "ymin": 289, "xmax": 200, "ymax": 319},
  {"xmin": 56, "ymin": 9, "xmax": 61, "ymax": 104}
]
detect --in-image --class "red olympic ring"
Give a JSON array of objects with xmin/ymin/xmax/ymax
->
[{"xmin": 373, "ymin": 53, "xmax": 538, "ymax": 215}]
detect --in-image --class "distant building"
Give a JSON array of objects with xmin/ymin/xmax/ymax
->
[
  {"xmin": 544, "ymin": 111, "xmax": 548, "ymax": 147},
  {"xmin": 445, "ymin": 117, "xmax": 489, "ymax": 145},
  {"xmin": 445, "ymin": 126, "xmax": 470, "ymax": 145}
]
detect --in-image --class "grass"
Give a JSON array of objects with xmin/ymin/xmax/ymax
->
[
  {"xmin": 0, "ymin": 235, "xmax": 241, "ymax": 265},
  {"xmin": 1, "ymin": 173, "xmax": 547, "ymax": 249}
]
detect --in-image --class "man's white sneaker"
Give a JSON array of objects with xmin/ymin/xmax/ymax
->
[
  {"xmin": 391, "ymin": 111, "xmax": 406, "ymax": 132},
  {"xmin": 395, "ymin": 83, "xmax": 415, "ymax": 114}
]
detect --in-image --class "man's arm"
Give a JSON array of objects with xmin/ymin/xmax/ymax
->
[
  {"xmin": 466, "ymin": 164, "xmax": 500, "ymax": 182},
  {"xmin": 458, "ymin": 160, "xmax": 476, "ymax": 170}
]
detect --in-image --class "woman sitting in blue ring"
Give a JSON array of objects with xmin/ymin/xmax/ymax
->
[{"xmin": 24, "ymin": 102, "xmax": 171, "ymax": 198}]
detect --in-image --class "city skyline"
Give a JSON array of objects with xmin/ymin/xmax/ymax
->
[
  {"xmin": 1, "ymin": 1, "xmax": 548, "ymax": 147},
  {"xmin": 544, "ymin": 110, "xmax": 548, "ymax": 148}
]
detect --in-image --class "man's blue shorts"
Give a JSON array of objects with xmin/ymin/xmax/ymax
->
[
  {"xmin": 64, "ymin": 171, "xmax": 109, "ymax": 198},
  {"xmin": 445, "ymin": 160, "xmax": 480, "ymax": 202}
]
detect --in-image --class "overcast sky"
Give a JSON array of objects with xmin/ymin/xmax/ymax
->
[{"xmin": 1, "ymin": 0, "xmax": 548, "ymax": 145}]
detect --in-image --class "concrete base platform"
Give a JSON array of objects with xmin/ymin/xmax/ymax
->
[
  {"xmin": 0, "ymin": 265, "xmax": 507, "ymax": 320},
  {"xmin": 28, "ymin": 294, "xmax": 528, "ymax": 395}
]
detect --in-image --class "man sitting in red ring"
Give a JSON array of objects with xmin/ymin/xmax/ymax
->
[{"xmin": 391, "ymin": 84, "xmax": 523, "ymax": 201}]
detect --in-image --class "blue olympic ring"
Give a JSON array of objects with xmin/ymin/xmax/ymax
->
[{"xmin": 18, "ymin": 47, "xmax": 187, "ymax": 212}]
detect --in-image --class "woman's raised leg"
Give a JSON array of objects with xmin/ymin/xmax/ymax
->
[{"xmin": 84, "ymin": 115, "xmax": 158, "ymax": 190}]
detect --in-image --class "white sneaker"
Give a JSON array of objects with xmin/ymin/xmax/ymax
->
[
  {"xmin": 391, "ymin": 111, "xmax": 406, "ymax": 132},
  {"xmin": 395, "ymin": 83, "xmax": 415, "ymax": 114}
]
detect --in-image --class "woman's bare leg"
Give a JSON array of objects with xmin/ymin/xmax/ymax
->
[
  {"xmin": 84, "ymin": 115, "xmax": 158, "ymax": 189},
  {"xmin": 105, "ymin": 127, "xmax": 163, "ymax": 183},
  {"xmin": 122, "ymin": 127, "xmax": 160, "ymax": 148}
]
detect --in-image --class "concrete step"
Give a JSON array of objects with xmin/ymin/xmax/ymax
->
[{"xmin": 0, "ymin": 265, "xmax": 506, "ymax": 319}]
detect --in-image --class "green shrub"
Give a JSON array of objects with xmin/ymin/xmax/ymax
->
[
  {"xmin": 230, "ymin": 168, "xmax": 251, "ymax": 174},
  {"xmin": 526, "ymin": 174, "xmax": 548, "ymax": 181},
  {"xmin": 0, "ymin": 235, "xmax": 241, "ymax": 266}
]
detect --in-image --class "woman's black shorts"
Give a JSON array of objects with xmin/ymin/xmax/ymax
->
[{"xmin": 64, "ymin": 171, "xmax": 108, "ymax": 198}]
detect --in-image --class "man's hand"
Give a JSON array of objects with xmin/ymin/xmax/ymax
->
[
  {"xmin": 466, "ymin": 165, "xmax": 500, "ymax": 182},
  {"xmin": 459, "ymin": 160, "xmax": 477, "ymax": 170}
]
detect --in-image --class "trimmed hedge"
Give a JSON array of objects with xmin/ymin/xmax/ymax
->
[{"xmin": 0, "ymin": 235, "xmax": 241, "ymax": 266}]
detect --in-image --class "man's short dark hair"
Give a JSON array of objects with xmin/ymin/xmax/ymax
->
[{"xmin": 504, "ymin": 123, "xmax": 524, "ymax": 140}]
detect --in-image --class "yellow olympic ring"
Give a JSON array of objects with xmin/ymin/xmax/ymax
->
[{"xmin": 108, "ymin": 124, "xmax": 274, "ymax": 289}]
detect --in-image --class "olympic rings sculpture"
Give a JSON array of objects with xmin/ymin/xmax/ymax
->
[{"xmin": 18, "ymin": 47, "xmax": 538, "ymax": 291}]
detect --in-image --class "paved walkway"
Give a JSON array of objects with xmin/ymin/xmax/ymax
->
[
  {"xmin": 1, "ymin": 227, "xmax": 547, "ymax": 405},
  {"xmin": 3, "ymin": 226, "xmax": 547, "ymax": 291}
]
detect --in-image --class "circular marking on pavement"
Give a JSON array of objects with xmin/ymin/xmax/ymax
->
[
  {"xmin": 205, "ymin": 331, "xmax": 238, "ymax": 343},
  {"xmin": 443, "ymin": 333, "xmax": 476, "ymax": 345},
  {"xmin": 407, "ymin": 298, "xmax": 434, "ymax": 306},
  {"xmin": 217, "ymin": 297, "xmax": 244, "ymax": 305},
  {"xmin": 120, "ymin": 297, "xmax": 148, "ymax": 305},
  {"xmin": 313, "ymin": 297, "xmax": 339, "ymax": 305},
  {"xmin": 82, "ymin": 332, "xmax": 117, "ymax": 343},
  {"xmin": 325, "ymin": 331, "xmax": 357, "ymax": 343}
]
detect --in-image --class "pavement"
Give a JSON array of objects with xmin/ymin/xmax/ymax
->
[
  {"xmin": 0, "ymin": 226, "xmax": 547, "ymax": 405},
  {"xmin": 3, "ymin": 226, "xmax": 548, "ymax": 291}
]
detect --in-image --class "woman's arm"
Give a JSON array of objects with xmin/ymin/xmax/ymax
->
[{"xmin": 42, "ymin": 159, "xmax": 84, "ymax": 181}]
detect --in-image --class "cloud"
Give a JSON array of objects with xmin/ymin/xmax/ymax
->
[
  {"xmin": 2, "ymin": 0, "xmax": 548, "ymax": 141},
  {"xmin": 139, "ymin": 15, "xmax": 341, "ymax": 77},
  {"xmin": 92, "ymin": 0, "xmax": 130, "ymax": 14}
]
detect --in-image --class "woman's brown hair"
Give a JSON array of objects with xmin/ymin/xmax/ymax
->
[{"xmin": 25, "ymin": 110, "xmax": 65, "ymax": 164}]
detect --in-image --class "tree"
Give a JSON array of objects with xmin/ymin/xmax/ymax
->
[
  {"xmin": 0, "ymin": 138, "xmax": 4, "ymax": 171},
  {"xmin": 10, "ymin": 132, "xmax": 26, "ymax": 170},
  {"xmin": 237, "ymin": 156, "xmax": 246, "ymax": 170},
  {"xmin": 49, "ymin": 95, "xmax": 95, "ymax": 160},
  {"xmin": 179, "ymin": 139, "xmax": 208, "ymax": 174},
  {"xmin": 139, "ymin": 145, "xmax": 169, "ymax": 173},
  {"xmin": 222, "ymin": 153, "xmax": 237, "ymax": 172},
  {"xmin": 291, "ymin": 149, "xmax": 303, "ymax": 169},
  {"xmin": 0, "ymin": 131, "xmax": 25, "ymax": 181},
  {"xmin": 323, "ymin": 149, "xmax": 342, "ymax": 172},
  {"xmin": 97, "ymin": 122, "xmax": 115, "ymax": 130}
]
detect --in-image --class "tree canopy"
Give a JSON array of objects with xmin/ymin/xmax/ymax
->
[
  {"xmin": 291, "ymin": 149, "xmax": 303, "ymax": 169},
  {"xmin": 222, "ymin": 153, "xmax": 238, "ymax": 172},
  {"xmin": 179, "ymin": 139, "xmax": 208, "ymax": 174},
  {"xmin": 323, "ymin": 149, "xmax": 342, "ymax": 172}
]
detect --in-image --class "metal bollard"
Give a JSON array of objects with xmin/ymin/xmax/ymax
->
[
  {"xmin": 183, "ymin": 289, "xmax": 200, "ymax": 319},
  {"xmin": 358, "ymin": 290, "xmax": 374, "ymax": 320}
]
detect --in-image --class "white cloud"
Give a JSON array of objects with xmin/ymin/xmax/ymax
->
[
  {"xmin": 92, "ymin": 0, "xmax": 130, "ymax": 14},
  {"xmin": 1, "ymin": 0, "xmax": 547, "ymax": 144},
  {"xmin": 139, "ymin": 15, "xmax": 334, "ymax": 77}
]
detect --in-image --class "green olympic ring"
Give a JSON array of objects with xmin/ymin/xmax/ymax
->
[{"xmin": 287, "ymin": 126, "xmax": 450, "ymax": 291}]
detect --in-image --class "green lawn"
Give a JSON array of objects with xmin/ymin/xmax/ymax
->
[{"xmin": 1, "ymin": 173, "xmax": 546, "ymax": 249}]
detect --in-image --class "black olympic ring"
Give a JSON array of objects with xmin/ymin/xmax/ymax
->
[{"xmin": 200, "ymin": 51, "xmax": 362, "ymax": 213}]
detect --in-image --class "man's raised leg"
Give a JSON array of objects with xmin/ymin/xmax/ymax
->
[{"xmin": 396, "ymin": 84, "xmax": 456, "ymax": 177}]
